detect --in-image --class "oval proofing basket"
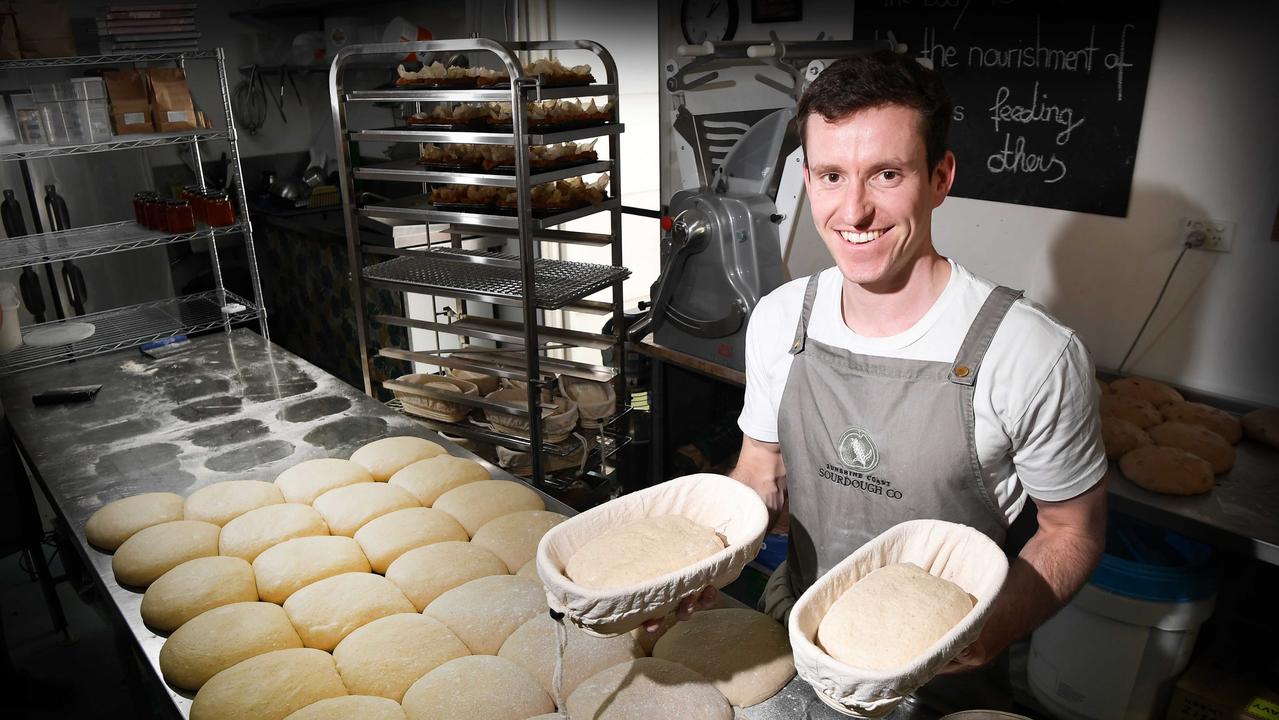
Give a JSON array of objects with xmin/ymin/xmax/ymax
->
[
  {"xmin": 789, "ymin": 519, "xmax": 1009, "ymax": 718},
  {"xmin": 537, "ymin": 473, "xmax": 768, "ymax": 637}
]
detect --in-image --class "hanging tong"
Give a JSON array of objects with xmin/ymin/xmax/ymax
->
[{"xmin": 271, "ymin": 68, "xmax": 288, "ymax": 123}]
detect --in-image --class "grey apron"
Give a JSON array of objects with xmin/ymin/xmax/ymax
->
[{"xmin": 764, "ymin": 274, "xmax": 1023, "ymax": 713}]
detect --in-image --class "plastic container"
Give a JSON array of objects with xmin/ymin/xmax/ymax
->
[
  {"xmin": 12, "ymin": 94, "xmax": 46, "ymax": 145},
  {"xmin": 1028, "ymin": 513, "xmax": 1217, "ymax": 720},
  {"xmin": 0, "ymin": 282, "xmax": 22, "ymax": 354}
]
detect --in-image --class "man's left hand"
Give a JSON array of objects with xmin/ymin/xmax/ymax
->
[{"xmin": 938, "ymin": 636, "xmax": 995, "ymax": 674}]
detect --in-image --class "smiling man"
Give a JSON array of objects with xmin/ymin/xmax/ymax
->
[{"xmin": 730, "ymin": 51, "xmax": 1108, "ymax": 711}]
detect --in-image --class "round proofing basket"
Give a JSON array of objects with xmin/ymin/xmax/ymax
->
[
  {"xmin": 447, "ymin": 367, "xmax": 500, "ymax": 395},
  {"xmin": 536, "ymin": 473, "xmax": 769, "ymax": 637},
  {"xmin": 484, "ymin": 387, "xmax": 578, "ymax": 443},
  {"xmin": 560, "ymin": 375, "xmax": 616, "ymax": 430},
  {"xmin": 393, "ymin": 374, "xmax": 479, "ymax": 423},
  {"xmin": 789, "ymin": 519, "xmax": 1009, "ymax": 718}
]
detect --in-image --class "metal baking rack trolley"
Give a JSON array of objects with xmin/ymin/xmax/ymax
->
[{"xmin": 330, "ymin": 38, "xmax": 631, "ymax": 486}]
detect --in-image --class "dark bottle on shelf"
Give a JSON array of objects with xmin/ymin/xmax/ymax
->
[{"xmin": 1, "ymin": 189, "xmax": 28, "ymax": 237}]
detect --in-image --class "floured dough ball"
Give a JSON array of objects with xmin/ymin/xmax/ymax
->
[
  {"xmin": 1111, "ymin": 377, "xmax": 1184, "ymax": 407},
  {"xmin": 141, "ymin": 556, "xmax": 257, "ymax": 633},
  {"xmin": 283, "ymin": 572, "xmax": 415, "ymax": 651},
  {"xmin": 401, "ymin": 655, "xmax": 553, "ymax": 720},
  {"xmin": 85, "ymin": 492, "xmax": 184, "ymax": 552},
  {"xmin": 517, "ymin": 559, "xmax": 539, "ymax": 582},
  {"xmin": 425, "ymin": 575, "xmax": 545, "ymax": 655},
  {"xmin": 566, "ymin": 657, "xmax": 733, "ymax": 720},
  {"xmin": 433, "ymin": 480, "xmax": 545, "ymax": 537},
  {"xmin": 312, "ymin": 482, "xmax": 419, "ymax": 536},
  {"xmin": 184, "ymin": 480, "xmax": 285, "ymax": 526},
  {"xmin": 385, "ymin": 541, "xmax": 508, "ymax": 611},
  {"xmin": 189, "ymin": 647, "xmax": 345, "ymax": 720},
  {"xmin": 1120, "ymin": 445, "xmax": 1215, "ymax": 495},
  {"xmin": 160, "ymin": 601, "xmax": 303, "ymax": 690},
  {"xmin": 471, "ymin": 510, "xmax": 567, "ymax": 573},
  {"xmin": 350, "ymin": 436, "xmax": 445, "ymax": 481},
  {"xmin": 112, "ymin": 520, "xmax": 220, "ymax": 588},
  {"xmin": 353, "ymin": 507, "xmax": 468, "ymax": 573},
  {"xmin": 254, "ymin": 535, "xmax": 370, "ymax": 604},
  {"xmin": 389, "ymin": 454, "xmax": 490, "ymax": 506},
  {"xmin": 818, "ymin": 563, "xmax": 973, "ymax": 671},
  {"xmin": 1162, "ymin": 401, "xmax": 1244, "ymax": 444},
  {"xmin": 1102, "ymin": 416, "xmax": 1153, "ymax": 460},
  {"xmin": 219, "ymin": 503, "xmax": 329, "ymax": 562},
  {"xmin": 567, "ymin": 515, "xmax": 725, "ymax": 590},
  {"xmin": 1243, "ymin": 407, "xmax": 1279, "ymax": 448},
  {"xmin": 499, "ymin": 613, "xmax": 643, "ymax": 697},
  {"xmin": 1101, "ymin": 394, "xmax": 1163, "ymax": 429},
  {"xmin": 332, "ymin": 613, "xmax": 469, "ymax": 702},
  {"xmin": 653, "ymin": 608, "xmax": 794, "ymax": 707},
  {"xmin": 275, "ymin": 458, "xmax": 374, "ymax": 504},
  {"xmin": 636, "ymin": 590, "xmax": 729, "ymax": 655},
  {"xmin": 1149, "ymin": 422, "xmax": 1235, "ymax": 473},
  {"xmin": 284, "ymin": 696, "xmax": 407, "ymax": 720}
]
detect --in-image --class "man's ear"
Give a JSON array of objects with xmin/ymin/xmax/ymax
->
[{"xmin": 932, "ymin": 150, "xmax": 956, "ymax": 208}]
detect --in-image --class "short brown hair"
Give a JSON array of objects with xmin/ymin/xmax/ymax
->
[{"xmin": 797, "ymin": 51, "xmax": 952, "ymax": 170}]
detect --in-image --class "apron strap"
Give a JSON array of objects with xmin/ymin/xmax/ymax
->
[
  {"xmin": 950, "ymin": 286, "xmax": 1023, "ymax": 386},
  {"xmin": 788, "ymin": 274, "xmax": 822, "ymax": 356}
]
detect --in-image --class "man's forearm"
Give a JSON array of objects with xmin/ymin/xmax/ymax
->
[{"xmin": 729, "ymin": 437, "xmax": 787, "ymax": 531}]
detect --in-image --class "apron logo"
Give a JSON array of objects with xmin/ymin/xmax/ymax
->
[{"xmin": 836, "ymin": 427, "xmax": 879, "ymax": 473}]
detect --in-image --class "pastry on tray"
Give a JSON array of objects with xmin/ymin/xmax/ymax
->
[
  {"xmin": 405, "ymin": 103, "xmax": 492, "ymax": 129},
  {"xmin": 486, "ymin": 99, "xmax": 615, "ymax": 130},
  {"xmin": 476, "ymin": 57, "xmax": 595, "ymax": 88},
  {"xmin": 417, "ymin": 140, "xmax": 600, "ymax": 173},
  {"xmin": 428, "ymin": 173, "xmax": 610, "ymax": 216},
  {"xmin": 395, "ymin": 62, "xmax": 504, "ymax": 88}
]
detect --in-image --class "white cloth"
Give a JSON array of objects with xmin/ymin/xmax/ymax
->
[
  {"xmin": 537, "ymin": 474, "xmax": 768, "ymax": 637},
  {"xmin": 789, "ymin": 519, "xmax": 1010, "ymax": 718},
  {"xmin": 739, "ymin": 260, "xmax": 1106, "ymax": 521}
]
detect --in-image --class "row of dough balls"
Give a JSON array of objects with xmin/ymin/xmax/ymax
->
[
  {"xmin": 83, "ymin": 435, "xmax": 795, "ymax": 718},
  {"xmin": 1098, "ymin": 377, "xmax": 1277, "ymax": 495}
]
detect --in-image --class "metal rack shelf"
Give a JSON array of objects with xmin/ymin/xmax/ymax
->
[
  {"xmin": 377, "ymin": 346, "xmax": 618, "ymax": 385},
  {"xmin": 361, "ymin": 248, "xmax": 629, "ymax": 310},
  {"xmin": 386, "ymin": 397, "xmax": 585, "ymax": 456},
  {"xmin": 348, "ymin": 123, "xmax": 623, "ymax": 147},
  {"xmin": 353, "ymin": 158, "xmax": 612, "ymax": 187},
  {"xmin": 0, "ymin": 290, "xmax": 258, "ymax": 375},
  {"xmin": 345, "ymin": 83, "xmax": 618, "ymax": 104},
  {"xmin": 0, "ymin": 130, "xmax": 230, "ymax": 162},
  {"xmin": 0, "ymin": 220, "xmax": 244, "ymax": 271},
  {"xmin": 360, "ymin": 196, "xmax": 620, "ymax": 230},
  {"xmin": 0, "ymin": 50, "xmax": 217, "ymax": 69},
  {"xmin": 374, "ymin": 313, "xmax": 615, "ymax": 350},
  {"xmin": 437, "ymin": 224, "xmax": 614, "ymax": 247}
]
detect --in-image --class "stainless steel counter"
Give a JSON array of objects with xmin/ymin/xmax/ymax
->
[{"xmin": 0, "ymin": 329, "xmax": 572, "ymax": 718}]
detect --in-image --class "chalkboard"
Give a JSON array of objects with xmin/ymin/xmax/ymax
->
[{"xmin": 852, "ymin": 0, "xmax": 1160, "ymax": 217}]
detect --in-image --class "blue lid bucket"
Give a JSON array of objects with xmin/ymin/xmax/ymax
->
[{"xmin": 1089, "ymin": 511, "xmax": 1218, "ymax": 603}]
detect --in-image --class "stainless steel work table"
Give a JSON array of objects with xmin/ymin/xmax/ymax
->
[{"xmin": 0, "ymin": 328, "xmax": 938, "ymax": 719}]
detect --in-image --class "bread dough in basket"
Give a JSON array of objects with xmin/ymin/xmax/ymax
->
[{"xmin": 566, "ymin": 515, "xmax": 724, "ymax": 589}]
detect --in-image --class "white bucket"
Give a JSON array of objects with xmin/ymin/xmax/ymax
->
[
  {"xmin": 1028, "ymin": 516, "xmax": 1217, "ymax": 720},
  {"xmin": 0, "ymin": 282, "xmax": 21, "ymax": 354}
]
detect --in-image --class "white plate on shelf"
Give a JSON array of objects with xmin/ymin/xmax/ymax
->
[{"xmin": 24, "ymin": 322, "xmax": 96, "ymax": 347}]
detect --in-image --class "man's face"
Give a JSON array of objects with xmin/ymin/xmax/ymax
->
[{"xmin": 802, "ymin": 104, "xmax": 955, "ymax": 293}]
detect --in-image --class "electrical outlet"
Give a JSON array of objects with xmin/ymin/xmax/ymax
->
[{"xmin": 1181, "ymin": 216, "xmax": 1236, "ymax": 252}]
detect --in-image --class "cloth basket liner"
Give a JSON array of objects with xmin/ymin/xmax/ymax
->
[
  {"xmin": 560, "ymin": 375, "xmax": 617, "ymax": 427},
  {"xmin": 484, "ymin": 387, "xmax": 579, "ymax": 442},
  {"xmin": 447, "ymin": 367, "xmax": 500, "ymax": 395},
  {"xmin": 789, "ymin": 519, "xmax": 1009, "ymax": 718},
  {"xmin": 537, "ymin": 473, "xmax": 768, "ymax": 637},
  {"xmin": 394, "ymin": 374, "xmax": 478, "ymax": 423}
]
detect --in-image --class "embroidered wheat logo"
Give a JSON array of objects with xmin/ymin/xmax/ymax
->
[{"xmin": 836, "ymin": 427, "xmax": 879, "ymax": 473}]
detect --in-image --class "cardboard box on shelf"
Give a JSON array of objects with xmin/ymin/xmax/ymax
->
[
  {"xmin": 1166, "ymin": 660, "xmax": 1279, "ymax": 720},
  {"xmin": 12, "ymin": 0, "xmax": 75, "ymax": 58},
  {"xmin": 102, "ymin": 69, "xmax": 154, "ymax": 135},
  {"xmin": 145, "ymin": 67, "xmax": 195, "ymax": 132}
]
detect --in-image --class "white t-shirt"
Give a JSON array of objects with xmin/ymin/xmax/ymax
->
[{"xmin": 738, "ymin": 260, "xmax": 1107, "ymax": 523}]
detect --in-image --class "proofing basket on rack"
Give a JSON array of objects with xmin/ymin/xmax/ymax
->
[
  {"xmin": 484, "ymin": 387, "xmax": 578, "ymax": 443},
  {"xmin": 447, "ymin": 367, "xmax": 500, "ymax": 395},
  {"xmin": 560, "ymin": 375, "xmax": 617, "ymax": 430},
  {"xmin": 536, "ymin": 473, "xmax": 768, "ymax": 637},
  {"xmin": 393, "ymin": 374, "xmax": 478, "ymax": 423},
  {"xmin": 789, "ymin": 520, "xmax": 1009, "ymax": 718}
]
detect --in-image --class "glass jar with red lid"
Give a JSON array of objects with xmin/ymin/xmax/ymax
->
[
  {"xmin": 203, "ymin": 191, "xmax": 235, "ymax": 227},
  {"xmin": 167, "ymin": 200, "xmax": 196, "ymax": 234}
]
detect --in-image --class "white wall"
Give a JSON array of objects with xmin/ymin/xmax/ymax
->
[{"xmin": 655, "ymin": 0, "xmax": 1279, "ymax": 406}]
